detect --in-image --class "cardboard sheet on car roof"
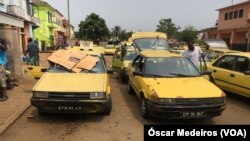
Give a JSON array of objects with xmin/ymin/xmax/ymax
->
[{"xmin": 48, "ymin": 50, "xmax": 99, "ymax": 72}]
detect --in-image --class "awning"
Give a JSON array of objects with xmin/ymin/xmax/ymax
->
[{"xmin": 0, "ymin": 12, "xmax": 24, "ymax": 28}]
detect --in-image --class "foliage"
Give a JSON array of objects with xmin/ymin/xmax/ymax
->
[
  {"xmin": 179, "ymin": 25, "xmax": 197, "ymax": 43},
  {"xmin": 155, "ymin": 18, "xmax": 180, "ymax": 39},
  {"xmin": 78, "ymin": 13, "xmax": 110, "ymax": 41}
]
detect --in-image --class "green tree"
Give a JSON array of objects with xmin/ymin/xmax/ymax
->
[
  {"xmin": 156, "ymin": 18, "xmax": 180, "ymax": 39},
  {"xmin": 119, "ymin": 30, "xmax": 133, "ymax": 41},
  {"xmin": 78, "ymin": 13, "xmax": 110, "ymax": 41},
  {"xmin": 111, "ymin": 26, "xmax": 121, "ymax": 41},
  {"xmin": 180, "ymin": 25, "xmax": 197, "ymax": 43}
]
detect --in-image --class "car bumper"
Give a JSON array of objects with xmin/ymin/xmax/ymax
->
[
  {"xmin": 145, "ymin": 100, "xmax": 226, "ymax": 119},
  {"xmin": 31, "ymin": 96, "xmax": 110, "ymax": 113}
]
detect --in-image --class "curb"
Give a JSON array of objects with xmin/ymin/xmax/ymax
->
[{"xmin": 0, "ymin": 102, "xmax": 31, "ymax": 136}]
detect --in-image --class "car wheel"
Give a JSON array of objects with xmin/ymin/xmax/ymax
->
[
  {"xmin": 103, "ymin": 96, "xmax": 112, "ymax": 115},
  {"xmin": 127, "ymin": 80, "xmax": 134, "ymax": 95},
  {"xmin": 141, "ymin": 96, "xmax": 150, "ymax": 119}
]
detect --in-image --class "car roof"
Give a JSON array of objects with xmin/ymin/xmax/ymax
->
[
  {"xmin": 224, "ymin": 52, "xmax": 250, "ymax": 58},
  {"xmin": 132, "ymin": 32, "xmax": 167, "ymax": 40},
  {"xmin": 140, "ymin": 50, "xmax": 181, "ymax": 58}
]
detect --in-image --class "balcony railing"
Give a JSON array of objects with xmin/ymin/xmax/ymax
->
[
  {"xmin": 7, "ymin": 5, "xmax": 25, "ymax": 19},
  {"xmin": 31, "ymin": 16, "xmax": 40, "ymax": 26}
]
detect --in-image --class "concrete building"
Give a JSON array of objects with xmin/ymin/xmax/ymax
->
[
  {"xmin": 0, "ymin": 0, "xmax": 39, "ymax": 79},
  {"xmin": 32, "ymin": 1, "xmax": 58, "ymax": 51},
  {"xmin": 205, "ymin": 1, "xmax": 250, "ymax": 52}
]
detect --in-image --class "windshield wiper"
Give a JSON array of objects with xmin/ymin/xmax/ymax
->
[
  {"xmin": 146, "ymin": 74, "xmax": 173, "ymax": 78},
  {"xmin": 168, "ymin": 73, "xmax": 199, "ymax": 77}
]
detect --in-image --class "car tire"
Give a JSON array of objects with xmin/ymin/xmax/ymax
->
[
  {"xmin": 127, "ymin": 80, "xmax": 134, "ymax": 95},
  {"xmin": 103, "ymin": 96, "xmax": 112, "ymax": 115},
  {"xmin": 141, "ymin": 96, "xmax": 150, "ymax": 119}
]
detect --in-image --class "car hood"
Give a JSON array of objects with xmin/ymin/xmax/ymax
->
[
  {"xmin": 33, "ymin": 73, "xmax": 107, "ymax": 92},
  {"xmin": 144, "ymin": 77, "xmax": 223, "ymax": 98}
]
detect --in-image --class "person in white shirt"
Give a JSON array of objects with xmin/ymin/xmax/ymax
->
[{"xmin": 182, "ymin": 42, "xmax": 202, "ymax": 69}]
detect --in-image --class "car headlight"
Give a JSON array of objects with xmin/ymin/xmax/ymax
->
[
  {"xmin": 33, "ymin": 91, "xmax": 48, "ymax": 98},
  {"xmin": 158, "ymin": 98, "xmax": 176, "ymax": 104},
  {"xmin": 90, "ymin": 92, "xmax": 105, "ymax": 99}
]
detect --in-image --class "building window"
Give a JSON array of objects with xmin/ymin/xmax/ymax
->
[
  {"xmin": 224, "ymin": 13, "xmax": 229, "ymax": 20},
  {"xmin": 229, "ymin": 11, "xmax": 233, "ymax": 19},
  {"xmin": 0, "ymin": 0, "xmax": 3, "ymax": 6},
  {"xmin": 234, "ymin": 10, "xmax": 238, "ymax": 19},
  {"xmin": 239, "ymin": 9, "xmax": 244, "ymax": 18}
]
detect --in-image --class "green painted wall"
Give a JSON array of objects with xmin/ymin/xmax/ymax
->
[{"xmin": 33, "ymin": 5, "xmax": 57, "ymax": 51}]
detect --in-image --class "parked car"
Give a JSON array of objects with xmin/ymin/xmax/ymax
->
[
  {"xmin": 104, "ymin": 45, "xmax": 116, "ymax": 55},
  {"xmin": 132, "ymin": 32, "xmax": 169, "ymax": 52},
  {"xmin": 127, "ymin": 50, "xmax": 226, "ymax": 119},
  {"xmin": 112, "ymin": 45, "xmax": 136, "ymax": 83},
  {"xmin": 207, "ymin": 52, "xmax": 250, "ymax": 97},
  {"xmin": 203, "ymin": 39, "xmax": 240, "ymax": 62},
  {"xmin": 31, "ymin": 50, "xmax": 112, "ymax": 115}
]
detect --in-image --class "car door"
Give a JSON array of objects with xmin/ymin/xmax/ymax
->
[
  {"xmin": 210, "ymin": 55, "xmax": 236, "ymax": 90},
  {"xmin": 128, "ymin": 56, "xmax": 144, "ymax": 96},
  {"xmin": 27, "ymin": 66, "xmax": 48, "ymax": 79},
  {"xmin": 228, "ymin": 56, "xmax": 250, "ymax": 97}
]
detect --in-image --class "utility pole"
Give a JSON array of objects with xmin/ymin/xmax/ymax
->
[{"xmin": 67, "ymin": 0, "xmax": 71, "ymax": 47}]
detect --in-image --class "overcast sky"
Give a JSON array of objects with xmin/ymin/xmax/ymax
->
[{"xmin": 44, "ymin": 0, "xmax": 247, "ymax": 32}]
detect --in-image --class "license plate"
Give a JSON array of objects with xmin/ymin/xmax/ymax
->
[
  {"xmin": 57, "ymin": 106, "xmax": 82, "ymax": 111},
  {"xmin": 181, "ymin": 111, "xmax": 205, "ymax": 118}
]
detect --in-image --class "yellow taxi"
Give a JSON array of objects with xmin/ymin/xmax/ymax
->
[
  {"xmin": 104, "ymin": 45, "xmax": 116, "ymax": 55},
  {"xmin": 207, "ymin": 52, "xmax": 250, "ymax": 97},
  {"xmin": 203, "ymin": 39, "xmax": 240, "ymax": 62},
  {"xmin": 31, "ymin": 50, "xmax": 112, "ymax": 115},
  {"xmin": 127, "ymin": 50, "xmax": 226, "ymax": 119},
  {"xmin": 112, "ymin": 45, "xmax": 136, "ymax": 82},
  {"xmin": 132, "ymin": 32, "xmax": 169, "ymax": 51}
]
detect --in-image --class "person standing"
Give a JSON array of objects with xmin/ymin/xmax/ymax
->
[
  {"xmin": 0, "ymin": 38, "xmax": 8, "ymax": 101},
  {"xmin": 182, "ymin": 42, "xmax": 203, "ymax": 69},
  {"xmin": 25, "ymin": 38, "xmax": 39, "ymax": 66}
]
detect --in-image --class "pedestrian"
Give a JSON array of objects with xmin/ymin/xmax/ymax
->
[
  {"xmin": 0, "ymin": 38, "xmax": 8, "ymax": 101},
  {"xmin": 25, "ymin": 38, "xmax": 39, "ymax": 66},
  {"xmin": 182, "ymin": 41, "xmax": 203, "ymax": 69}
]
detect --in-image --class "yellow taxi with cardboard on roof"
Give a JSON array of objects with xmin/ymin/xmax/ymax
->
[
  {"xmin": 127, "ymin": 50, "xmax": 226, "ymax": 119},
  {"xmin": 30, "ymin": 50, "xmax": 112, "ymax": 115}
]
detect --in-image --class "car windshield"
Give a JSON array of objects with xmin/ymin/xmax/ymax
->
[
  {"xmin": 48, "ymin": 55, "xmax": 105, "ymax": 73},
  {"xmin": 144, "ymin": 57, "xmax": 201, "ymax": 77},
  {"xmin": 133, "ymin": 38, "xmax": 169, "ymax": 51},
  {"xmin": 123, "ymin": 51, "xmax": 136, "ymax": 60}
]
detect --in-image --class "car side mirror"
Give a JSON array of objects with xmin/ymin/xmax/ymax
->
[
  {"xmin": 202, "ymin": 70, "xmax": 212, "ymax": 75},
  {"xmin": 133, "ymin": 71, "xmax": 142, "ymax": 76},
  {"xmin": 244, "ymin": 70, "xmax": 250, "ymax": 75}
]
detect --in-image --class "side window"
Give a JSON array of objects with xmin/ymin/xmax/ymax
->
[
  {"xmin": 132, "ymin": 56, "xmax": 144, "ymax": 72},
  {"xmin": 235, "ymin": 57, "xmax": 249, "ymax": 73},
  {"xmin": 213, "ymin": 56, "xmax": 235, "ymax": 70}
]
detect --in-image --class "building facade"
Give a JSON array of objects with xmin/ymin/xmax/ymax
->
[
  {"xmin": 205, "ymin": 1, "xmax": 250, "ymax": 52},
  {"xmin": 32, "ymin": 1, "xmax": 58, "ymax": 51},
  {"xmin": 0, "ymin": 0, "xmax": 39, "ymax": 78}
]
